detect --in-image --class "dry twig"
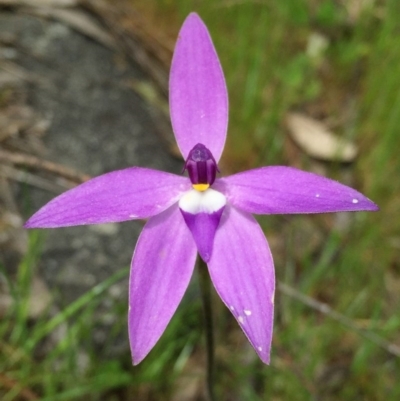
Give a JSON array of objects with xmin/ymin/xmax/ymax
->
[
  {"xmin": 278, "ymin": 281, "xmax": 400, "ymax": 358},
  {"xmin": 0, "ymin": 149, "xmax": 90, "ymax": 183},
  {"xmin": 0, "ymin": 372, "xmax": 39, "ymax": 401},
  {"xmin": 0, "ymin": 164, "xmax": 76, "ymax": 193},
  {"xmin": 83, "ymin": 0, "xmax": 170, "ymax": 95}
]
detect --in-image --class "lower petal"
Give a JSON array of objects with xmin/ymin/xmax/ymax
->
[
  {"xmin": 208, "ymin": 205, "xmax": 275, "ymax": 364},
  {"xmin": 128, "ymin": 205, "xmax": 197, "ymax": 365},
  {"xmin": 180, "ymin": 209, "xmax": 224, "ymax": 262},
  {"xmin": 179, "ymin": 188, "xmax": 226, "ymax": 262}
]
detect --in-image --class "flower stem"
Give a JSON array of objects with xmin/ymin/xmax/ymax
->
[{"xmin": 198, "ymin": 258, "xmax": 216, "ymax": 401}]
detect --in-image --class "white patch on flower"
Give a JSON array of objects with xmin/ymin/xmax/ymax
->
[
  {"xmin": 244, "ymin": 309, "xmax": 252, "ymax": 316},
  {"xmin": 352, "ymin": 198, "xmax": 359, "ymax": 204},
  {"xmin": 238, "ymin": 316, "xmax": 244, "ymax": 324},
  {"xmin": 257, "ymin": 346, "xmax": 263, "ymax": 352},
  {"xmin": 129, "ymin": 214, "xmax": 137, "ymax": 218},
  {"xmin": 271, "ymin": 291, "xmax": 275, "ymax": 304},
  {"xmin": 230, "ymin": 305, "xmax": 235, "ymax": 311},
  {"xmin": 179, "ymin": 188, "xmax": 226, "ymax": 214},
  {"xmin": 315, "ymin": 193, "xmax": 320, "ymax": 198}
]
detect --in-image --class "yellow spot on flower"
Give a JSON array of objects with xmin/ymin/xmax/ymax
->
[{"xmin": 193, "ymin": 183, "xmax": 209, "ymax": 192}]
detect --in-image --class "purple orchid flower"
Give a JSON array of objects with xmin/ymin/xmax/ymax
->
[{"xmin": 25, "ymin": 13, "xmax": 378, "ymax": 365}]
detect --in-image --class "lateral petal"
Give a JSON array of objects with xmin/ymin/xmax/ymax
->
[
  {"xmin": 25, "ymin": 168, "xmax": 191, "ymax": 228},
  {"xmin": 208, "ymin": 205, "xmax": 275, "ymax": 364},
  {"xmin": 169, "ymin": 13, "xmax": 228, "ymax": 162},
  {"xmin": 215, "ymin": 166, "xmax": 379, "ymax": 215},
  {"xmin": 128, "ymin": 205, "xmax": 197, "ymax": 365}
]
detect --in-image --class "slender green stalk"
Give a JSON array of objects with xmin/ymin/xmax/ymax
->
[{"xmin": 197, "ymin": 258, "xmax": 216, "ymax": 401}]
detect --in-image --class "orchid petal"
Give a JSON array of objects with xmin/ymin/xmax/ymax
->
[
  {"xmin": 25, "ymin": 168, "xmax": 191, "ymax": 228},
  {"xmin": 129, "ymin": 205, "xmax": 197, "ymax": 365},
  {"xmin": 215, "ymin": 166, "xmax": 379, "ymax": 215},
  {"xmin": 208, "ymin": 205, "xmax": 275, "ymax": 364},
  {"xmin": 169, "ymin": 12, "xmax": 228, "ymax": 162},
  {"xmin": 180, "ymin": 209, "xmax": 224, "ymax": 262},
  {"xmin": 179, "ymin": 188, "xmax": 226, "ymax": 261}
]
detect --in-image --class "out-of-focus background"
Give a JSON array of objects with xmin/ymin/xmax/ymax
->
[{"xmin": 0, "ymin": 0, "xmax": 399, "ymax": 400}]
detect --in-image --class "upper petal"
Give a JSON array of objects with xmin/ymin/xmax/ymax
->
[
  {"xmin": 208, "ymin": 205, "xmax": 275, "ymax": 364},
  {"xmin": 25, "ymin": 168, "xmax": 191, "ymax": 228},
  {"xmin": 215, "ymin": 166, "xmax": 379, "ymax": 215},
  {"xmin": 129, "ymin": 205, "xmax": 197, "ymax": 365},
  {"xmin": 169, "ymin": 13, "xmax": 228, "ymax": 162}
]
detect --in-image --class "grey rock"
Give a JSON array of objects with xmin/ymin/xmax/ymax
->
[{"xmin": 0, "ymin": 11, "xmax": 182, "ymax": 354}]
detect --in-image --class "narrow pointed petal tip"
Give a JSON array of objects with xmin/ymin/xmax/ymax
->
[
  {"xmin": 216, "ymin": 166, "xmax": 379, "ymax": 215},
  {"xmin": 129, "ymin": 205, "xmax": 197, "ymax": 365},
  {"xmin": 170, "ymin": 13, "xmax": 228, "ymax": 163},
  {"xmin": 24, "ymin": 168, "xmax": 191, "ymax": 228},
  {"xmin": 208, "ymin": 206, "xmax": 275, "ymax": 364}
]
